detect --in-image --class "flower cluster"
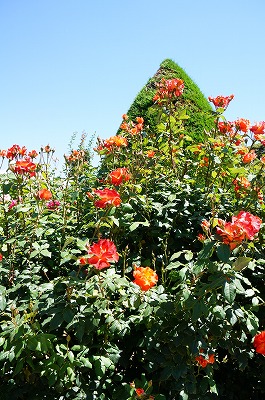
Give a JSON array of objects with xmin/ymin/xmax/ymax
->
[
  {"xmin": 94, "ymin": 135, "xmax": 128, "ymax": 153},
  {"xmin": 65, "ymin": 149, "xmax": 86, "ymax": 163},
  {"xmin": 120, "ymin": 115, "xmax": 144, "ymax": 135},
  {"xmin": 11, "ymin": 159, "xmax": 37, "ymax": 176},
  {"xmin": 232, "ymin": 176, "xmax": 251, "ymax": 194},
  {"xmin": 153, "ymin": 78, "xmax": 184, "ymax": 102},
  {"xmin": 208, "ymin": 94, "xmax": 234, "ymax": 110},
  {"xmin": 46, "ymin": 200, "xmax": 60, "ymax": 210},
  {"xmin": 195, "ymin": 352, "xmax": 215, "ymax": 368},
  {"xmin": 217, "ymin": 118, "xmax": 265, "ymax": 148},
  {"xmin": 0, "ymin": 144, "xmax": 39, "ymax": 160}
]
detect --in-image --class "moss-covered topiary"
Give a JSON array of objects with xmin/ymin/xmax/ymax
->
[{"xmin": 122, "ymin": 58, "xmax": 214, "ymax": 140}]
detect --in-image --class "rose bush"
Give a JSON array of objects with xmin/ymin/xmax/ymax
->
[{"xmin": 0, "ymin": 78, "xmax": 264, "ymax": 399}]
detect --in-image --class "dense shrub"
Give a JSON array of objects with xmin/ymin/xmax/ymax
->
[
  {"xmin": 121, "ymin": 59, "xmax": 214, "ymax": 141},
  {"xmin": 0, "ymin": 75, "xmax": 265, "ymax": 399}
]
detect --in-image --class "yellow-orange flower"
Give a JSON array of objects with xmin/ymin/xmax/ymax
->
[
  {"xmin": 147, "ymin": 150, "xmax": 155, "ymax": 158},
  {"xmin": 104, "ymin": 136, "xmax": 128, "ymax": 148},
  {"xmin": 133, "ymin": 266, "xmax": 158, "ymax": 291}
]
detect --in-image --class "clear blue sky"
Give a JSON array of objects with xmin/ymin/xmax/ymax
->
[{"xmin": 1, "ymin": 0, "xmax": 265, "ymax": 168}]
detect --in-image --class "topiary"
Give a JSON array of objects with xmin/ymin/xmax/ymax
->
[{"xmin": 121, "ymin": 58, "xmax": 214, "ymax": 141}]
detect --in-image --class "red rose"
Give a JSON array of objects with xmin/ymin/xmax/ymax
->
[
  {"xmin": 253, "ymin": 331, "xmax": 265, "ymax": 355},
  {"xmin": 195, "ymin": 353, "xmax": 215, "ymax": 367},
  {"xmin": 250, "ymin": 121, "xmax": 265, "ymax": 135},
  {"xmin": 94, "ymin": 188, "xmax": 121, "ymax": 208},
  {"xmin": 12, "ymin": 159, "xmax": 37, "ymax": 176},
  {"xmin": 85, "ymin": 239, "xmax": 119, "ymax": 270},
  {"xmin": 208, "ymin": 94, "xmax": 234, "ymax": 110},
  {"xmin": 233, "ymin": 211, "xmax": 262, "ymax": 240}
]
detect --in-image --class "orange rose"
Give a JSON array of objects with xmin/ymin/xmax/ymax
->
[
  {"xmin": 250, "ymin": 121, "xmax": 265, "ymax": 135},
  {"xmin": 133, "ymin": 266, "xmax": 158, "ymax": 291},
  {"xmin": 147, "ymin": 150, "xmax": 155, "ymax": 158},
  {"xmin": 109, "ymin": 167, "xmax": 131, "ymax": 186},
  {"xmin": 36, "ymin": 188, "xmax": 52, "ymax": 201},
  {"xmin": 234, "ymin": 118, "xmax": 250, "ymax": 133},
  {"xmin": 242, "ymin": 150, "xmax": 257, "ymax": 164}
]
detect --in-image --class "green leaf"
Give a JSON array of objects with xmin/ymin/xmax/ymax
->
[
  {"xmin": 178, "ymin": 109, "xmax": 189, "ymax": 120},
  {"xmin": 108, "ymin": 215, "xmax": 119, "ymax": 227},
  {"xmin": 94, "ymin": 358, "xmax": 105, "ymax": 379},
  {"xmin": 192, "ymin": 300, "xmax": 208, "ymax": 321},
  {"xmin": 211, "ymin": 171, "xmax": 217, "ymax": 178},
  {"xmin": 80, "ymin": 357, "xmax": 92, "ymax": 368},
  {"xmin": 179, "ymin": 390, "xmax": 189, "ymax": 400},
  {"xmin": 227, "ymin": 167, "xmax": 247, "ymax": 175},
  {"xmin": 198, "ymin": 240, "xmax": 215, "ymax": 260},
  {"xmin": 129, "ymin": 220, "xmax": 150, "ymax": 232},
  {"xmin": 169, "ymin": 251, "xmax": 183, "ymax": 261},
  {"xmin": 165, "ymin": 261, "xmax": 183, "ymax": 270},
  {"xmin": 246, "ymin": 313, "xmax": 259, "ymax": 334},
  {"xmin": 13, "ymin": 358, "xmax": 24, "ymax": 376},
  {"xmin": 213, "ymin": 305, "xmax": 226, "ymax": 319},
  {"xmin": 63, "ymin": 307, "xmax": 75, "ymax": 323},
  {"xmin": 223, "ymin": 280, "xmax": 236, "ymax": 303},
  {"xmin": 184, "ymin": 251, "xmax": 193, "ymax": 261},
  {"xmin": 233, "ymin": 257, "xmax": 252, "ymax": 271},
  {"xmin": 0, "ymin": 294, "xmax": 6, "ymax": 311},
  {"xmin": 66, "ymin": 366, "xmax": 75, "ymax": 382},
  {"xmin": 67, "ymin": 351, "xmax": 74, "ymax": 363},
  {"xmin": 41, "ymin": 249, "xmax": 52, "ymax": 258},
  {"xmin": 217, "ymin": 244, "xmax": 230, "ymax": 263}
]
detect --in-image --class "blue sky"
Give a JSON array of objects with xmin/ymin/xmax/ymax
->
[{"xmin": 1, "ymin": 0, "xmax": 265, "ymax": 169}]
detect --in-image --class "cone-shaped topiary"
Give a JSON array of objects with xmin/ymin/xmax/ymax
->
[{"xmin": 122, "ymin": 58, "xmax": 214, "ymax": 140}]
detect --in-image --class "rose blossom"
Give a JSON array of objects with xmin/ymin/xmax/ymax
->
[{"xmin": 133, "ymin": 266, "xmax": 158, "ymax": 291}]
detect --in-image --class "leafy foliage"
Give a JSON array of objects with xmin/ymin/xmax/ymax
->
[{"xmin": 0, "ymin": 73, "xmax": 265, "ymax": 400}]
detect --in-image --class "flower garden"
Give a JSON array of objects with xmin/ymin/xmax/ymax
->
[{"xmin": 0, "ymin": 70, "xmax": 265, "ymax": 399}]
